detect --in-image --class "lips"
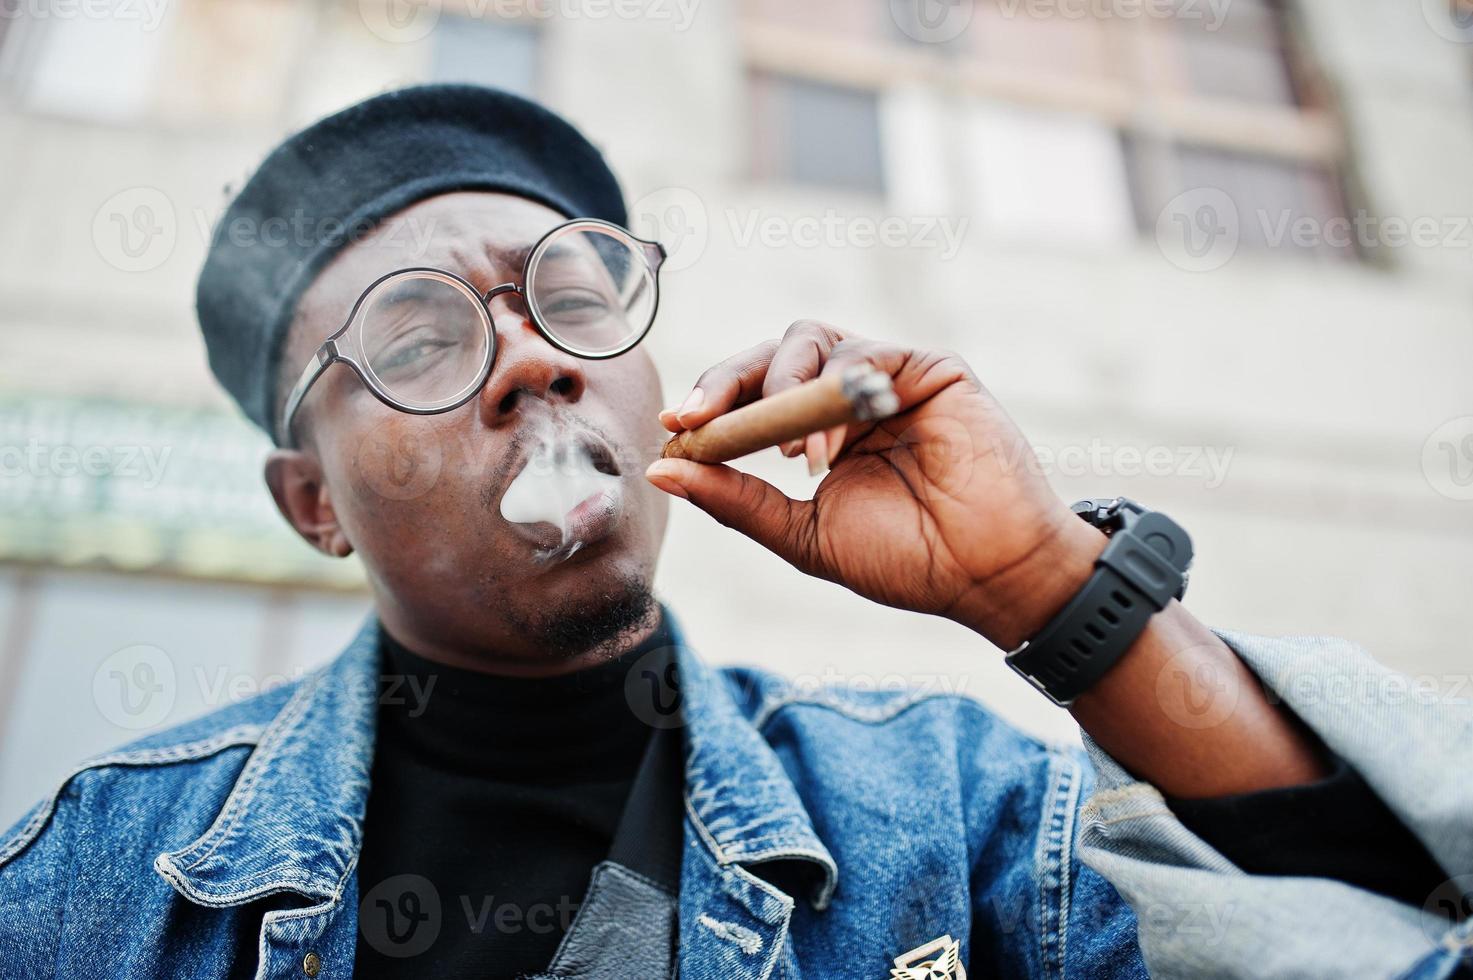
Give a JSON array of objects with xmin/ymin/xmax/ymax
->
[{"xmin": 497, "ymin": 426, "xmax": 625, "ymax": 560}]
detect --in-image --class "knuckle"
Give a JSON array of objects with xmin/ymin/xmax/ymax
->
[
  {"xmin": 693, "ymin": 364, "xmax": 729, "ymax": 390},
  {"xmin": 783, "ymin": 319, "xmax": 839, "ymax": 343}
]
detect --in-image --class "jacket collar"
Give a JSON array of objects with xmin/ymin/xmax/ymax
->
[
  {"xmin": 155, "ymin": 610, "xmax": 838, "ymax": 914},
  {"xmin": 154, "ymin": 618, "xmax": 379, "ymax": 907},
  {"xmin": 673, "ymin": 625, "xmax": 838, "ymax": 909}
]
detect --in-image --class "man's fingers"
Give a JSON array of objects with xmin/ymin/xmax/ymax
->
[
  {"xmin": 645, "ymin": 459, "xmax": 818, "ymax": 571},
  {"xmin": 669, "ymin": 339, "xmax": 780, "ymax": 430},
  {"xmin": 761, "ymin": 320, "xmax": 846, "ymax": 399},
  {"xmin": 820, "ymin": 340, "xmax": 971, "ymax": 415}
]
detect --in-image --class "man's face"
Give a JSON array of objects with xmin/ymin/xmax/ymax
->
[{"xmin": 270, "ymin": 192, "xmax": 670, "ymax": 665}]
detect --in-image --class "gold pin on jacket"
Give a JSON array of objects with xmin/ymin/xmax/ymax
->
[{"xmin": 889, "ymin": 934, "xmax": 966, "ymax": 980}]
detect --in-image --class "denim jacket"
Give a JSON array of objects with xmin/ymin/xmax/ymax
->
[{"xmin": 1, "ymin": 615, "xmax": 1468, "ymax": 979}]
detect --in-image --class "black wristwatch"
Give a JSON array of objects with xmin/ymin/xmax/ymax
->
[{"xmin": 1005, "ymin": 497, "xmax": 1193, "ymax": 706}]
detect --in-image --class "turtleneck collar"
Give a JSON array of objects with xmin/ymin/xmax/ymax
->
[{"xmin": 376, "ymin": 612, "xmax": 672, "ymax": 784}]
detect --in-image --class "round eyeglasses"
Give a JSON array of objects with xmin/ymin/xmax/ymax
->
[{"xmin": 277, "ymin": 218, "xmax": 666, "ymax": 447}]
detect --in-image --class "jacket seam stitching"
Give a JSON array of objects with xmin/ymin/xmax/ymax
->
[
  {"xmin": 1037, "ymin": 751, "xmax": 1080, "ymax": 980},
  {"xmin": 684, "ymin": 793, "xmax": 728, "ymax": 864},
  {"xmin": 0, "ymin": 726, "xmax": 263, "ymax": 870},
  {"xmin": 172, "ymin": 677, "xmax": 317, "ymax": 872},
  {"xmin": 46, "ymin": 785, "xmax": 82, "ymax": 980},
  {"xmin": 750, "ymin": 688, "xmax": 953, "ymax": 730}
]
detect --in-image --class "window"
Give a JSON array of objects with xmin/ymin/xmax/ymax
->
[
  {"xmin": 430, "ymin": 15, "xmax": 539, "ymax": 98},
  {"xmin": 749, "ymin": 72, "xmax": 886, "ymax": 196},
  {"xmin": 1150, "ymin": 0, "xmax": 1301, "ymax": 105},
  {"xmin": 1127, "ymin": 138, "xmax": 1353, "ymax": 259},
  {"xmin": 965, "ymin": 104, "xmax": 1135, "ymax": 246},
  {"xmin": 740, "ymin": 0, "xmax": 1354, "ymax": 259}
]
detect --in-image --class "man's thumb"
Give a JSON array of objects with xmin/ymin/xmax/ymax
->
[{"xmin": 645, "ymin": 458, "xmax": 815, "ymax": 568}]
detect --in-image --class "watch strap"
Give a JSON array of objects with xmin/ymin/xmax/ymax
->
[{"xmin": 1005, "ymin": 500, "xmax": 1192, "ymax": 706}]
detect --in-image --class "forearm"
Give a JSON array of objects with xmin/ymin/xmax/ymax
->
[
  {"xmin": 970, "ymin": 513, "xmax": 1328, "ymax": 798},
  {"xmin": 1068, "ymin": 601, "xmax": 1329, "ymax": 797}
]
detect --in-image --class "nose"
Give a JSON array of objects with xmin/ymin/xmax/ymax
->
[{"xmin": 477, "ymin": 290, "xmax": 587, "ymax": 428}]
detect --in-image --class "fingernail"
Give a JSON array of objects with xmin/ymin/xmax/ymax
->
[
  {"xmin": 826, "ymin": 424, "xmax": 847, "ymax": 466},
  {"xmin": 645, "ymin": 460, "xmax": 690, "ymax": 499},
  {"xmin": 806, "ymin": 432, "xmax": 828, "ymax": 477},
  {"xmin": 780, "ymin": 439, "xmax": 803, "ymax": 457},
  {"xmin": 676, "ymin": 387, "xmax": 705, "ymax": 419}
]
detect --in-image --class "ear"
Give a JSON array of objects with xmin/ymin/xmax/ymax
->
[{"xmin": 265, "ymin": 449, "xmax": 354, "ymax": 558}]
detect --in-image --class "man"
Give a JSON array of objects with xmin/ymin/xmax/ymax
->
[{"xmin": 0, "ymin": 84, "xmax": 1468, "ymax": 980}]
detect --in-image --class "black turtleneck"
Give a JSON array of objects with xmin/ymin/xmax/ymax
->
[{"xmin": 353, "ymin": 617, "xmax": 678, "ymax": 979}]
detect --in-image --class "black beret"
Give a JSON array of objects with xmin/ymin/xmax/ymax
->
[{"xmin": 195, "ymin": 83, "xmax": 627, "ymax": 440}]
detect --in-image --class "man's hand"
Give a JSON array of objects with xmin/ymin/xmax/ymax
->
[
  {"xmin": 643, "ymin": 321, "xmax": 1104, "ymax": 650},
  {"xmin": 646, "ymin": 321, "xmax": 1329, "ymax": 798}
]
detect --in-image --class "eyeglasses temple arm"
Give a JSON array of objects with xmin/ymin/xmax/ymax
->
[{"xmin": 277, "ymin": 347, "xmax": 333, "ymax": 448}]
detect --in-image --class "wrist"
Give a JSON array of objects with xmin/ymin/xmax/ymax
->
[{"xmin": 956, "ymin": 511, "xmax": 1108, "ymax": 652}]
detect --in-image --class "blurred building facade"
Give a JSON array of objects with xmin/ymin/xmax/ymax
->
[{"xmin": 0, "ymin": 0, "xmax": 1470, "ymax": 826}]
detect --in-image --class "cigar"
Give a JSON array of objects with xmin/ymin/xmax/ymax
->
[{"xmin": 661, "ymin": 365, "xmax": 901, "ymax": 464}]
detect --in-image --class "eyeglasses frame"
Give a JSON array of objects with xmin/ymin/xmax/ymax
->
[{"xmin": 276, "ymin": 217, "xmax": 666, "ymax": 447}]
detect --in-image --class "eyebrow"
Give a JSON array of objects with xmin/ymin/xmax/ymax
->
[{"xmin": 482, "ymin": 240, "xmax": 535, "ymax": 279}]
